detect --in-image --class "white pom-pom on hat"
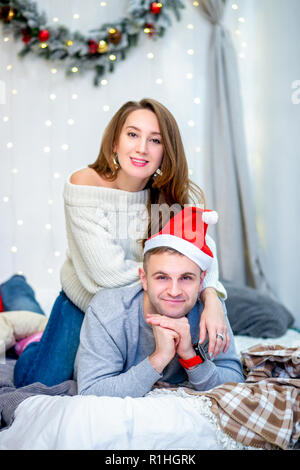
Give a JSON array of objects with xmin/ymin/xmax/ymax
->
[{"xmin": 202, "ymin": 210, "xmax": 218, "ymax": 225}]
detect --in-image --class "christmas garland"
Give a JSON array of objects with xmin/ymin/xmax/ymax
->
[{"xmin": 0, "ymin": 0, "xmax": 185, "ymax": 86}]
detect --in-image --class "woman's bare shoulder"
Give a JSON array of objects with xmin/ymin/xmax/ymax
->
[{"xmin": 70, "ymin": 167, "xmax": 103, "ymax": 186}]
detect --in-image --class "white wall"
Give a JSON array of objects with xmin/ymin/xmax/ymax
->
[{"xmin": 0, "ymin": 0, "xmax": 299, "ymax": 326}]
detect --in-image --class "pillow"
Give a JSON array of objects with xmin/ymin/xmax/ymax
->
[
  {"xmin": 0, "ymin": 310, "xmax": 48, "ymax": 350},
  {"xmin": 222, "ymin": 279, "xmax": 294, "ymax": 338},
  {"xmin": 0, "ymin": 275, "xmax": 45, "ymax": 314}
]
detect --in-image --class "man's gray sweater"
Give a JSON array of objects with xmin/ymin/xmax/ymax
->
[{"xmin": 75, "ymin": 284, "xmax": 244, "ymax": 398}]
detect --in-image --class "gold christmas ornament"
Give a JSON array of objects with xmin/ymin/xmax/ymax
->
[
  {"xmin": 0, "ymin": 6, "xmax": 16, "ymax": 22},
  {"xmin": 97, "ymin": 40, "xmax": 108, "ymax": 53}
]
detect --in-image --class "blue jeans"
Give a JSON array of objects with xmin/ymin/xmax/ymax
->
[
  {"xmin": 14, "ymin": 291, "xmax": 84, "ymax": 387},
  {"xmin": 0, "ymin": 274, "xmax": 45, "ymax": 314}
]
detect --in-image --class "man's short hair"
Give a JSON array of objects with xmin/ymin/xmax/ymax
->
[
  {"xmin": 143, "ymin": 246, "xmax": 204, "ymax": 276},
  {"xmin": 143, "ymin": 246, "xmax": 184, "ymax": 272}
]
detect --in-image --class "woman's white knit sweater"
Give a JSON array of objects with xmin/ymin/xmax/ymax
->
[{"xmin": 60, "ymin": 180, "xmax": 226, "ymax": 313}]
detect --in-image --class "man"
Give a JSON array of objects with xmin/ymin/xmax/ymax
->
[{"xmin": 76, "ymin": 207, "xmax": 244, "ymax": 398}]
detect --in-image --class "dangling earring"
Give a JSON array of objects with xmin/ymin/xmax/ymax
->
[
  {"xmin": 153, "ymin": 168, "xmax": 162, "ymax": 179},
  {"xmin": 113, "ymin": 152, "xmax": 120, "ymax": 171}
]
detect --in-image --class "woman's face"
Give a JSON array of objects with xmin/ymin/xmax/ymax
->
[{"xmin": 114, "ymin": 109, "xmax": 164, "ymax": 188}]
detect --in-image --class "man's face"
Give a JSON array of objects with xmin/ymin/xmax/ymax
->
[{"xmin": 139, "ymin": 252, "xmax": 205, "ymax": 319}]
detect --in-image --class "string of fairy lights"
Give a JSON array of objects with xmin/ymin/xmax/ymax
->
[{"xmin": 1, "ymin": 1, "xmax": 248, "ymax": 281}]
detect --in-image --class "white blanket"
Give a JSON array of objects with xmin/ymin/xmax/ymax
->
[
  {"xmin": 0, "ymin": 389, "xmax": 246, "ymax": 450},
  {"xmin": 1, "ymin": 329, "xmax": 299, "ymax": 450}
]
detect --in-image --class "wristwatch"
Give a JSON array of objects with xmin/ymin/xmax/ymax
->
[
  {"xmin": 178, "ymin": 342, "xmax": 208, "ymax": 370},
  {"xmin": 193, "ymin": 342, "xmax": 209, "ymax": 362}
]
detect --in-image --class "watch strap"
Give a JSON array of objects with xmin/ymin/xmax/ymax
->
[{"xmin": 178, "ymin": 355, "xmax": 203, "ymax": 370}]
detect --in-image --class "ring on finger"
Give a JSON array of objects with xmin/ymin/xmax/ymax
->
[{"xmin": 216, "ymin": 333, "xmax": 224, "ymax": 341}]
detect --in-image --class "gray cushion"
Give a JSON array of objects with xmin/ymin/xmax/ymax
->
[{"xmin": 222, "ymin": 279, "xmax": 294, "ymax": 338}]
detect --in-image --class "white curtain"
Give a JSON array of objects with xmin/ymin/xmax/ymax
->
[{"xmin": 199, "ymin": 0, "xmax": 273, "ymax": 295}]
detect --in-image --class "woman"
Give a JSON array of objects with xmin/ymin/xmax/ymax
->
[{"xmin": 14, "ymin": 98, "xmax": 229, "ymax": 387}]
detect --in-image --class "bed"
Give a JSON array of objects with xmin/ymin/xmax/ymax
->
[
  {"xmin": 0, "ymin": 275, "xmax": 299, "ymax": 451},
  {"xmin": 0, "ymin": 328, "xmax": 299, "ymax": 451}
]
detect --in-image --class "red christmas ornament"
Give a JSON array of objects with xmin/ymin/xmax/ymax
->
[
  {"xmin": 88, "ymin": 39, "xmax": 98, "ymax": 54},
  {"xmin": 38, "ymin": 29, "xmax": 50, "ymax": 42},
  {"xmin": 21, "ymin": 28, "xmax": 32, "ymax": 44},
  {"xmin": 150, "ymin": 2, "xmax": 163, "ymax": 15}
]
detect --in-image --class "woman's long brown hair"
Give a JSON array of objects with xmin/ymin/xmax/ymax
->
[{"xmin": 88, "ymin": 98, "xmax": 205, "ymax": 242}]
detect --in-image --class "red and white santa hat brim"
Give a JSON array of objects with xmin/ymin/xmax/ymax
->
[{"xmin": 143, "ymin": 207, "xmax": 218, "ymax": 272}]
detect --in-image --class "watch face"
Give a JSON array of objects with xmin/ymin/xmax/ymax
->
[{"xmin": 193, "ymin": 342, "xmax": 209, "ymax": 361}]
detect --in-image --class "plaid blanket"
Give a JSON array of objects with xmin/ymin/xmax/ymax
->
[{"xmin": 199, "ymin": 345, "xmax": 300, "ymax": 450}]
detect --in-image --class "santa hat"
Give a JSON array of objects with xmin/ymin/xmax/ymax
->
[{"xmin": 143, "ymin": 206, "xmax": 218, "ymax": 271}]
